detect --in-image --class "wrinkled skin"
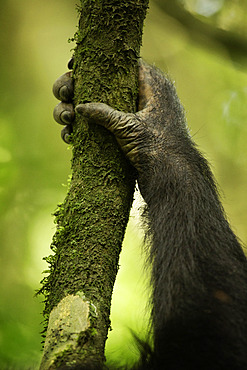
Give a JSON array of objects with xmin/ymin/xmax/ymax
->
[{"xmin": 53, "ymin": 60, "xmax": 187, "ymax": 178}]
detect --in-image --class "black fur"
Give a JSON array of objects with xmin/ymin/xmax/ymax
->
[
  {"xmin": 54, "ymin": 62, "xmax": 247, "ymax": 369},
  {"xmin": 135, "ymin": 67, "xmax": 247, "ymax": 369}
]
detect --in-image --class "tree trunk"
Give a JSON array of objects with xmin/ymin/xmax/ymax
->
[{"xmin": 39, "ymin": 0, "xmax": 149, "ymax": 368}]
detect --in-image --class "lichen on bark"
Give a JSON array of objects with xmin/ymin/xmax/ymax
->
[{"xmin": 39, "ymin": 0, "xmax": 149, "ymax": 368}]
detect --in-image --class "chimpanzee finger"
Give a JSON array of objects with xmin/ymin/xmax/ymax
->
[
  {"xmin": 53, "ymin": 102, "xmax": 75, "ymax": 125},
  {"xmin": 68, "ymin": 57, "xmax": 74, "ymax": 70},
  {"xmin": 61, "ymin": 125, "xmax": 73, "ymax": 144},
  {"xmin": 52, "ymin": 72, "xmax": 73, "ymax": 102}
]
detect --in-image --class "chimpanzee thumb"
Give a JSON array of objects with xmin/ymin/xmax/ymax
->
[{"xmin": 75, "ymin": 103, "xmax": 127, "ymax": 135}]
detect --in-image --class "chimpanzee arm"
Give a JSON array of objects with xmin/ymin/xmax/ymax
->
[{"xmin": 53, "ymin": 61, "xmax": 247, "ymax": 370}]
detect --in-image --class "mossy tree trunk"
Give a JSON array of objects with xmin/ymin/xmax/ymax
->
[{"xmin": 39, "ymin": 0, "xmax": 149, "ymax": 368}]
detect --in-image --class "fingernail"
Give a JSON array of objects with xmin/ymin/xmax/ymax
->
[
  {"xmin": 75, "ymin": 105, "xmax": 85, "ymax": 114},
  {"xmin": 60, "ymin": 86, "xmax": 70, "ymax": 101},
  {"xmin": 68, "ymin": 57, "xmax": 74, "ymax": 70},
  {"xmin": 61, "ymin": 111, "xmax": 74, "ymax": 124}
]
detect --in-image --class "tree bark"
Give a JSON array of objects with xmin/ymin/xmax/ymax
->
[{"xmin": 39, "ymin": 0, "xmax": 149, "ymax": 368}]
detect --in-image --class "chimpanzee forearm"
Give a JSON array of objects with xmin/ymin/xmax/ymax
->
[
  {"xmin": 143, "ymin": 135, "xmax": 247, "ymax": 367},
  {"xmin": 52, "ymin": 60, "xmax": 247, "ymax": 370}
]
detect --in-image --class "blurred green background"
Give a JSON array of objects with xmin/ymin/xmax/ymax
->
[{"xmin": 1, "ymin": 0, "xmax": 247, "ymax": 368}]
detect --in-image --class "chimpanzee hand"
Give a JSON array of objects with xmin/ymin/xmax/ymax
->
[
  {"xmin": 52, "ymin": 68, "xmax": 75, "ymax": 143},
  {"xmin": 53, "ymin": 60, "xmax": 187, "ymax": 176}
]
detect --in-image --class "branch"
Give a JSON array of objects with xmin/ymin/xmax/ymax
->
[{"xmin": 39, "ymin": 0, "xmax": 149, "ymax": 368}]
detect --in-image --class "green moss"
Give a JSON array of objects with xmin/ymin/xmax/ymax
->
[{"xmin": 39, "ymin": 0, "xmax": 149, "ymax": 366}]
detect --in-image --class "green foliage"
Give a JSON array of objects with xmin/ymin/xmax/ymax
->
[{"xmin": 1, "ymin": 0, "xmax": 247, "ymax": 368}]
